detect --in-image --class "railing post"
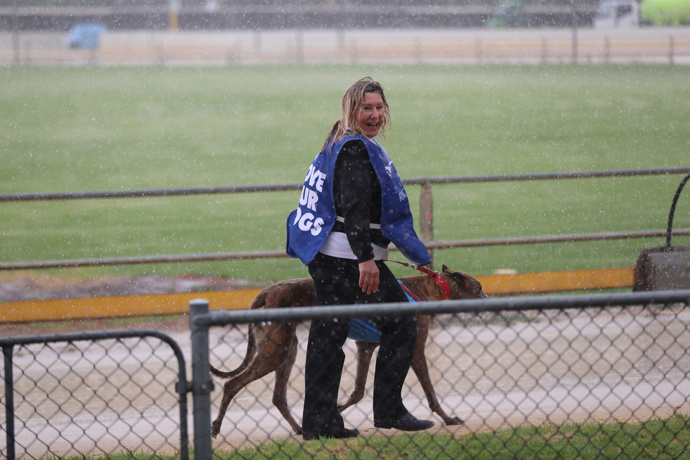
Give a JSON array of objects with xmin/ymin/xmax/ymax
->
[
  {"xmin": 420, "ymin": 181, "xmax": 434, "ymax": 267},
  {"xmin": 4, "ymin": 345, "xmax": 15, "ymax": 460},
  {"xmin": 295, "ymin": 30, "xmax": 303, "ymax": 64},
  {"xmin": 189, "ymin": 299, "xmax": 213, "ymax": 460},
  {"xmin": 474, "ymin": 38, "xmax": 482, "ymax": 64},
  {"xmin": 604, "ymin": 36, "xmax": 610, "ymax": 64}
]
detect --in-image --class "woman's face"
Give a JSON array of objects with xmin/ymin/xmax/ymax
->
[{"xmin": 356, "ymin": 92, "xmax": 385, "ymax": 138}]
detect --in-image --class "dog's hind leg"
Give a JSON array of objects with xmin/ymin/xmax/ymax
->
[
  {"xmin": 272, "ymin": 335, "xmax": 303, "ymax": 434},
  {"xmin": 411, "ymin": 316, "xmax": 463, "ymax": 426},
  {"xmin": 211, "ymin": 351, "xmax": 286, "ymax": 438},
  {"xmin": 337, "ymin": 341, "xmax": 379, "ymax": 413},
  {"xmin": 211, "ymin": 323, "xmax": 295, "ymax": 438}
]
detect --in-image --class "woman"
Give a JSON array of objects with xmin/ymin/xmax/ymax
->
[{"xmin": 286, "ymin": 77, "xmax": 434, "ymax": 440}]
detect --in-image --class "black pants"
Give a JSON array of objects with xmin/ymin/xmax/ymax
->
[{"xmin": 302, "ymin": 253, "xmax": 417, "ymax": 434}]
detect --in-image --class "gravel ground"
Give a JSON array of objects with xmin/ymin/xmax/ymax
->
[{"xmin": 0, "ymin": 273, "xmax": 252, "ymax": 302}]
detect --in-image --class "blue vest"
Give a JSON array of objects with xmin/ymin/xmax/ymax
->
[{"xmin": 286, "ymin": 135, "xmax": 431, "ymax": 266}]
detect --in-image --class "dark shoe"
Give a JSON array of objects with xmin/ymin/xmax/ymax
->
[
  {"xmin": 374, "ymin": 412, "xmax": 434, "ymax": 432},
  {"xmin": 303, "ymin": 427, "xmax": 359, "ymax": 441}
]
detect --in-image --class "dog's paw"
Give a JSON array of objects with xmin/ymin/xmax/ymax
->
[{"xmin": 445, "ymin": 416, "xmax": 464, "ymax": 426}]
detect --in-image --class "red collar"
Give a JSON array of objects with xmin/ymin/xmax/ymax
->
[{"xmin": 390, "ymin": 260, "xmax": 452, "ymax": 301}]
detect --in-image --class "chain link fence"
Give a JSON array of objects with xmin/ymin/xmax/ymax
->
[
  {"xmin": 197, "ymin": 291, "xmax": 690, "ymax": 459},
  {"xmin": 2, "ymin": 291, "xmax": 690, "ymax": 459},
  {"xmin": 2, "ymin": 28, "xmax": 689, "ymax": 66}
]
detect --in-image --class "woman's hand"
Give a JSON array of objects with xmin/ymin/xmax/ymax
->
[{"xmin": 358, "ymin": 259, "xmax": 380, "ymax": 295}]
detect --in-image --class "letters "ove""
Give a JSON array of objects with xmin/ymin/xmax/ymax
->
[{"xmin": 294, "ymin": 165, "xmax": 327, "ymax": 236}]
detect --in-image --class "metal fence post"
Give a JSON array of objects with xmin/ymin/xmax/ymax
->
[
  {"xmin": 3, "ymin": 345, "xmax": 15, "ymax": 460},
  {"xmin": 420, "ymin": 181, "xmax": 434, "ymax": 267},
  {"xmin": 190, "ymin": 299, "xmax": 213, "ymax": 460}
]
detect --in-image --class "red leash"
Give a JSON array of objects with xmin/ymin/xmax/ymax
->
[
  {"xmin": 399, "ymin": 283, "xmax": 423, "ymax": 303},
  {"xmin": 389, "ymin": 260, "xmax": 452, "ymax": 301}
]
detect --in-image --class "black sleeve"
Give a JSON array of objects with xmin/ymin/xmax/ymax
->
[{"xmin": 334, "ymin": 140, "xmax": 377, "ymax": 263}]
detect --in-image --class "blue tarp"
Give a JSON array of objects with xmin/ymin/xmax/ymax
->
[{"xmin": 67, "ymin": 23, "xmax": 107, "ymax": 49}]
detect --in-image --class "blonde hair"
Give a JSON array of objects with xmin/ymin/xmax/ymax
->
[{"xmin": 321, "ymin": 77, "xmax": 391, "ymax": 153}]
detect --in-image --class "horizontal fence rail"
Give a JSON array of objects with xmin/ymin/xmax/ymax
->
[
  {"xmin": 2, "ymin": 167, "xmax": 688, "ymax": 202},
  {"xmin": 194, "ymin": 290, "xmax": 690, "ymax": 326},
  {"xmin": 0, "ymin": 329, "xmax": 189, "ymax": 460},
  {"xmin": 189, "ymin": 290, "xmax": 690, "ymax": 459},
  {"xmin": 1, "ymin": 167, "xmax": 689, "ymax": 272}
]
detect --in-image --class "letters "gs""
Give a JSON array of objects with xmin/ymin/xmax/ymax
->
[{"xmin": 293, "ymin": 207, "xmax": 324, "ymax": 236}]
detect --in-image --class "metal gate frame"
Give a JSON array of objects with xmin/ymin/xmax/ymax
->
[{"xmin": 0, "ymin": 329, "xmax": 190, "ymax": 460}]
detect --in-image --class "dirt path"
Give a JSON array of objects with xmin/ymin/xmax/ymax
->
[
  {"xmin": 0, "ymin": 273, "xmax": 253, "ymax": 302},
  {"xmin": 0, "ymin": 274, "xmax": 246, "ymax": 336}
]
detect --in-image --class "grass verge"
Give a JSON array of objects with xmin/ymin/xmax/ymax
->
[{"xmin": 51, "ymin": 413, "xmax": 690, "ymax": 459}]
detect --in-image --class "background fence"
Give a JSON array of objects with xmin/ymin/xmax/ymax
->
[
  {"xmin": 2, "ymin": 27, "xmax": 690, "ymax": 66},
  {"xmin": 2, "ymin": 167, "xmax": 689, "ymax": 272},
  {"xmin": 2, "ymin": 167, "xmax": 689, "ymax": 324}
]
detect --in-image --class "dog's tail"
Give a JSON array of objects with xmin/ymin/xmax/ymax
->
[
  {"xmin": 209, "ymin": 325, "xmax": 257, "ymax": 379},
  {"xmin": 209, "ymin": 289, "xmax": 269, "ymax": 379}
]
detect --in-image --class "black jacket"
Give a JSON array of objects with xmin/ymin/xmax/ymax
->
[{"xmin": 332, "ymin": 139, "xmax": 390, "ymax": 263}]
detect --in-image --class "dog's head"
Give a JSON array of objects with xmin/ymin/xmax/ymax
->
[{"xmin": 441, "ymin": 265, "xmax": 488, "ymax": 300}]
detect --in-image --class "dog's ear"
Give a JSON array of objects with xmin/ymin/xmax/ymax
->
[{"xmin": 442, "ymin": 264, "xmax": 451, "ymax": 273}]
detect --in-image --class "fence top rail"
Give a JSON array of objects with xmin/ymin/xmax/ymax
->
[
  {"xmin": 2, "ymin": 228, "xmax": 689, "ymax": 271},
  {"xmin": 0, "ymin": 183, "xmax": 301, "ymax": 202},
  {"xmin": 1, "ymin": 167, "xmax": 688, "ymax": 203},
  {"xmin": 408, "ymin": 167, "xmax": 690, "ymax": 186},
  {"xmin": 0, "ymin": 328, "xmax": 182, "ymax": 351},
  {"xmin": 192, "ymin": 289, "xmax": 690, "ymax": 329},
  {"xmin": 2, "ymin": 4, "xmax": 599, "ymax": 15}
]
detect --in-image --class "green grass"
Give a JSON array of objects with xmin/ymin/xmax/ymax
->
[
  {"xmin": 1, "ymin": 64, "xmax": 689, "ymax": 283},
  {"xmin": 52, "ymin": 413, "xmax": 690, "ymax": 459}
]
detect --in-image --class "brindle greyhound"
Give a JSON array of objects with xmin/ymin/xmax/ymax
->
[{"xmin": 210, "ymin": 264, "xmax": 487, "ymax": 438}]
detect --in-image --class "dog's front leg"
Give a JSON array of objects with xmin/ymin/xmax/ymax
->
[{"xmin": 411, "ymin": 316, "xmax": 463, "ymax": 426}]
